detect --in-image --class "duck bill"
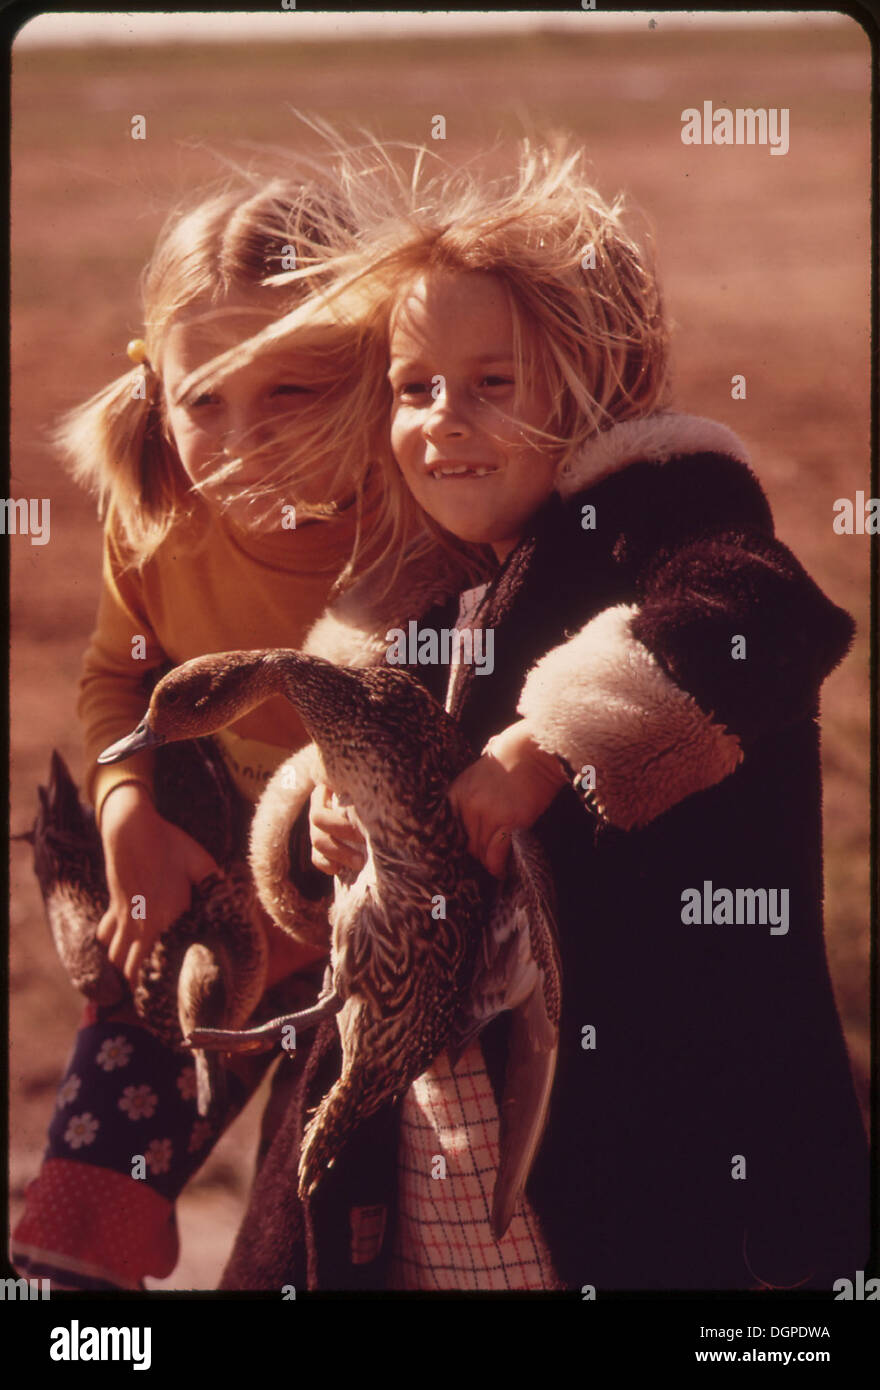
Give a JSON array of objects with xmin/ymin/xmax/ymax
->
[{"xmin": 97, "ymin": 719, "xmax": 165, "ymax": 764}]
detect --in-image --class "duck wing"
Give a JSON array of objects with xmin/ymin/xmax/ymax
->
[
  {"xmin": 137, "ymin": 866, "xmax": 267, "ymax": 1118},
  {"xmin": 24, "ymin": 747, "xmax": 269, "ymax": 1119},
  {"xmin": 491, "ymin": 967, "xmax": 559, "ymax": 1240},
  {"xmin": 153, "ymin": 736, "xmax": 251, "ymax": 868},
  {"xmin": 448, "ymin": 829, "xmax": 560, "ymax": 1060},
  {"xmin": 25, "ymin": 751, "xmax": 127, "ymax": 1007},
  {"xmin": 136, "ymin": 865, "xmax": 265, "ymax": 1045}
]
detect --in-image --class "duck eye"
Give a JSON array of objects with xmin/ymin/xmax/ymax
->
[{"xmin": 164, "ymin": 689, "xmax": 181, "ymax": 705}]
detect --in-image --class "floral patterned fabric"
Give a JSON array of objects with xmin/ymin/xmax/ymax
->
[{"xmin": 11, "ymin": 1001, "xmax": 249, "ymax": 1288}]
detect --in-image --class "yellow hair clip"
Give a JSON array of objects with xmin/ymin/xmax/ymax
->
[{"xmin": 126, "ymin": 338, "xmax": 152, "ymax": 368}]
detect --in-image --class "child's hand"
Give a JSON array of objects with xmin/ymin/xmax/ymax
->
[
  {"xmin": 96, "ymin": 783, "xmax": 220, "ymax": 989},
  {"xmin": 448, "ymin": 719, "xmax": 568, "ymax": 877},
  {"xmin": 309, "ymin": 782, "xmax": 368, "ymax": 877}
]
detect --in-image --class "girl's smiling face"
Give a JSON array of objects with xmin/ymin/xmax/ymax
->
[
  {"xmin": 387, "ymin": 271, "xmax": 558, "ymax": 560},
  {"xmin": 162, "ymin": 302, "xmax": 330, "ymax": 529}
]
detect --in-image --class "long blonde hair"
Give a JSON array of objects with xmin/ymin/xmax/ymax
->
[
  {"xmin": 204, "ymin": 133, "xmax": 671, "ymax": 592},
  {"xmin": 54, "ymin": 177, "xmax": 373, "ymax": 565}
]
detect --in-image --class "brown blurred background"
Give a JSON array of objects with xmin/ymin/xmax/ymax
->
[{"xmin": 8, "ymin": 14, "xmax": 872, "ymax": 1288}]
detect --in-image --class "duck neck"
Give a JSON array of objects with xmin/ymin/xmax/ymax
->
[{"xmin": 205, "ymin": 650, "xmax": 299, "ymax": 730}]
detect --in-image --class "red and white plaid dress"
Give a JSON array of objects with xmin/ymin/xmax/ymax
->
[
  {"xmin": 388, "ymin": 1042, "xmax": 560, "ymax": 1290},
  {"xmin": 388, "ymin": 584, "xmax": 560, "ymax": 1291}
]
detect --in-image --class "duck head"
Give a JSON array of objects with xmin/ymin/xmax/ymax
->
[
  {"xmin": 98, "ymin": 651, "xmax": 278, "ymax": 763},
  {"xmin": 98, "ymin": 649, "xmax": 359, "ymax": 764},
  {"xmin": 98, "ymin": 648, "xmax": 473, "ymax": 823}
]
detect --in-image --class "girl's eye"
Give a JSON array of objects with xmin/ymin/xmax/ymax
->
[
  {"xmin": 391, "ymin": 375, "xmax": 513, "ymax": 399},
  {"xmin": 189, "ymin": 392, "xmax": 220, "ymax": 409},
  {"xmin": 270, "ymin": 384, "xmax": 314, "ymax": 398}
]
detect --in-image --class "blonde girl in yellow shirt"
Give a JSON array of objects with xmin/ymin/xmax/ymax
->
[{"xmin": 13, "ymin": 177, "xmax": 399, "ymax": 1290}]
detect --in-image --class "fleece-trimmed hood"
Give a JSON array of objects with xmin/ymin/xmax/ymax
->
[{"xmin": 555, "ymin": 411, "xmax": 750, "ymax": 497}]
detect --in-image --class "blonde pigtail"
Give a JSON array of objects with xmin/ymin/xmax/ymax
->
[{"xmin": 53, "ymin": 353, "xmax": 193, "ymax": 564}]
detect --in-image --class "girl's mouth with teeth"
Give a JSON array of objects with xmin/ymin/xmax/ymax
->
[{"xmin": 427, "ymin": 463, "xmax": 499, "ymax": 479}]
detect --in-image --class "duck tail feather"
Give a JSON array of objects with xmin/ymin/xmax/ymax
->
[
  {"xmin": 45, "ymin": 750, "xmax": 90, "ymax": 831},
  {"xmin": 297, "ymin": 1075, "xmax": 359, "ymax": 1200},
  {"xmin": 490, "ymin": 989, "xmax": 558, "ymax": 1242}
]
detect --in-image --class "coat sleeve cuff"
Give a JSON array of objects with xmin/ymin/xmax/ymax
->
[{"xmin": 517, "ymin": 603, "xmax": 744, "ymax": 830}]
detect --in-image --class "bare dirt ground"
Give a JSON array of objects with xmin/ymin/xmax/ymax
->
[{"xmin": 8, "ymin": 19, "xmax": 872, "ymax": 1289}]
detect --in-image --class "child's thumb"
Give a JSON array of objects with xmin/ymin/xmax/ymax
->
[
  {"xmin": 484, "ymin": 826, "xmax": 513, "ymax": 879},
  {"xmin": 96, "ymin": 906, "xmax": 117, "ymax": 946},
  {"xmin": 184, "ymin": 840, "xmax": 222, "ymax": 885}
]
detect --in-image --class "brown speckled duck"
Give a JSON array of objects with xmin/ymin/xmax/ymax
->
[
  {"xmin": 20, "ymin": 745, "xmax": 268, "ymax": 1119},
  {"xmin": 98, "ymin": 649, "xmax": 561, "ymax": 1238},
  {"xmin": 20, "ymin": 750, "xmax": 128, "ymax": 1008}
]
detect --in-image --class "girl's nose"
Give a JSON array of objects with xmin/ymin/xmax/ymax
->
[
  {"xmin": 222, "ymin": 410, "xmax": 263, "ymax": 457},
  {"xmin": 423, "ymin": 383, "xmax": 472, "ymax": 441}
]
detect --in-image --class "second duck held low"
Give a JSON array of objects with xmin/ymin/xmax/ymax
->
[{"xmin": 99, "ymin": 649, "xmax": 561, "ymax": 1239}]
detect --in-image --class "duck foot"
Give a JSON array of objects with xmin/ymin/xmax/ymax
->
[
  {"xmin": 193, "ymin": 1047, "xmax": 227, "ymax": 1120},
  {"xmin": 184, "ymin": 990, "xmax": 343, "ymax": 1055}
]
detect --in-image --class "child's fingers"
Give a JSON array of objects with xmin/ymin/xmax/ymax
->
[
  {"xmin": 310, "ymin": 823, "xmax": 366, "ymax": 875},
  {"xmin": 98, "ymin": 912, "xmax": 130, "ymax": 971},
  {"xmin": 310, "ymin": 845, "xmax": 338, "ymax": 877},
  {"xmin": 123, "ymin": 937, "xmax": 143, "ymax": 990},
  {"xmin": 95, "ymin": 910, "xmax": 115, "ymax": 947},
  {"xmin": 483, "ymin": 826, "xmax": 513, "ymax": 879},
  {"xmin": 311, "ymin": 810, "xmax": 366, "ymax": 853},
  {"xmin": 468, "ymin": 815, "xmax": 513, "ymax": 877},
  {"xmin": 184, "ymin": 841, "xmax": 221, "ymax": 885},
  {"xmin": 310, "ymin": 782, "xmax": 367, "ymax": 873},
  {"xmin": 450, "ymin": 789, "xmax": 487, "ymax": 869},
  {"xmin": 448, "ymin": 780, "xmax": 513, "ymax": 878},
  {"xmin": 311, "ymin": 844, "xmax": 364, "ymax": 877},
  {"xmin": 311, "ymin": 796, "xmax": 365, "ymax": 851},
  {"xmin": 448, "ymin": 781, "xmax": 480, "ymax": 858}
]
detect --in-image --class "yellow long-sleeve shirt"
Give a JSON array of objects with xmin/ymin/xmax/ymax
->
[{"xmin": 79, "ymin": 498, "xmax": 372, "ymax": 823}]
